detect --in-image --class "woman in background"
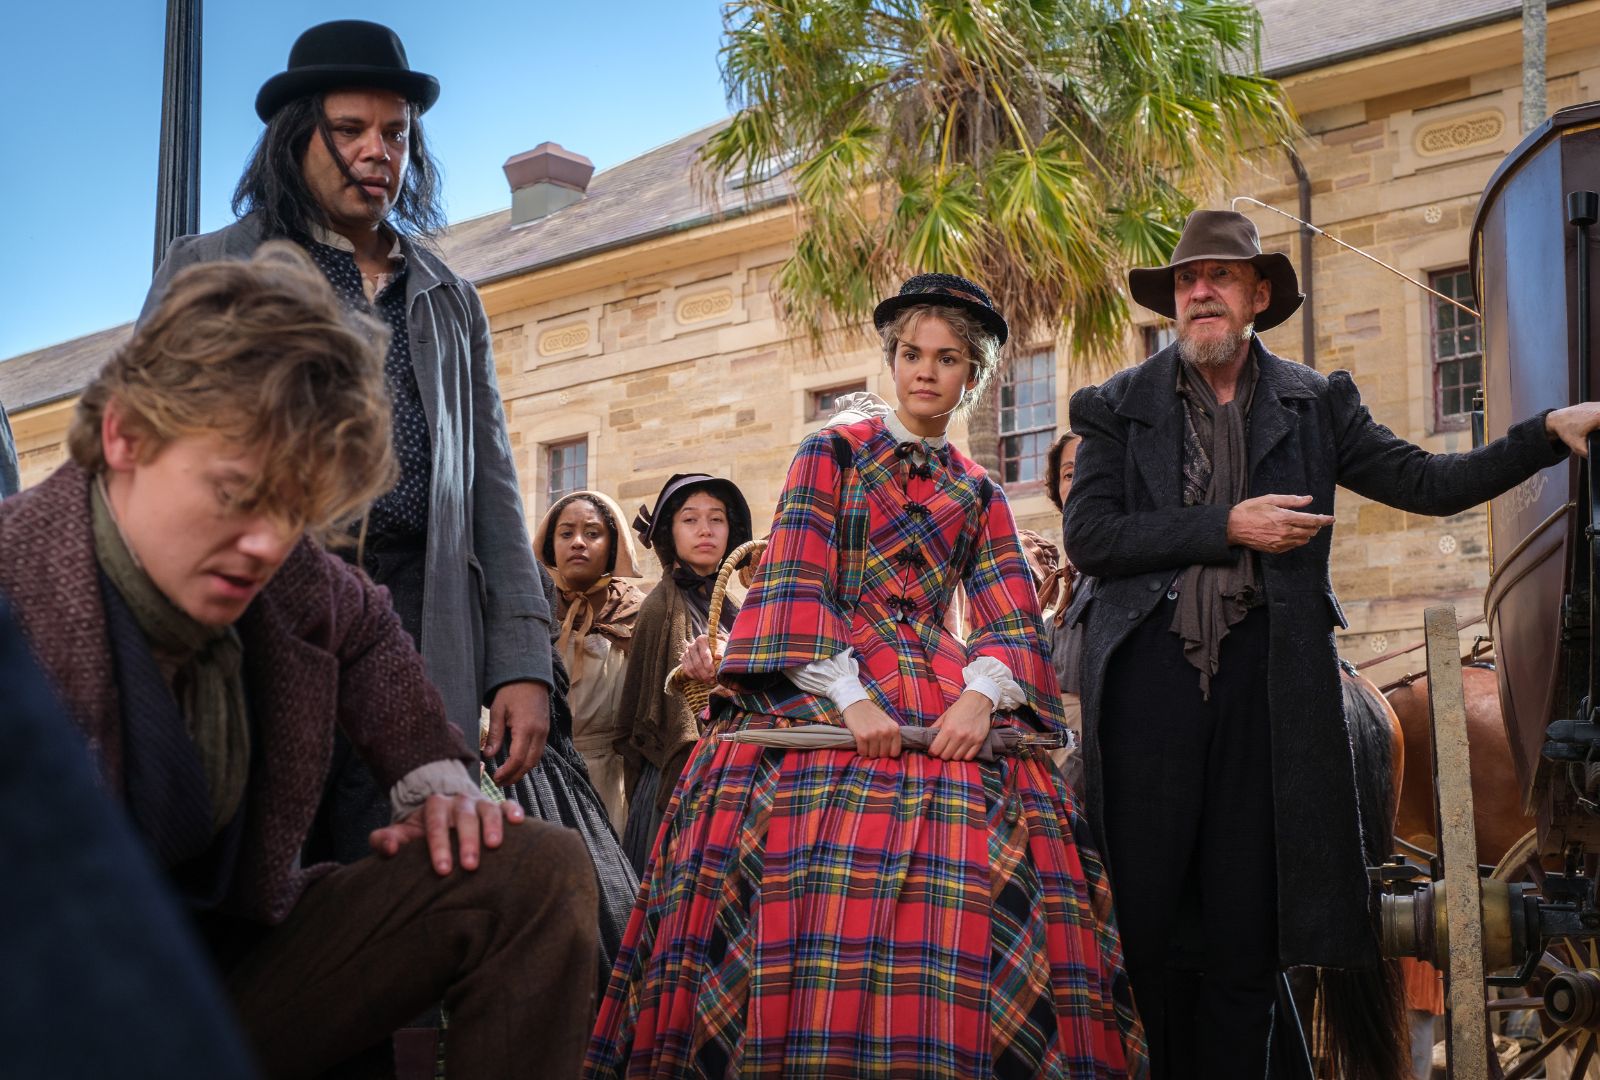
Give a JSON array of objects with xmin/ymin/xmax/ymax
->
[
  {"xmin": 1023, "ymin": 429, "xmax": 1087, "ymax": 788},
  {"xmin": 615, "ymin": 473, "xmax": 752, "ymax": 876},
  {"xmin": 533, "ymin": 490, "xmax": 645, "ymax": 832}
]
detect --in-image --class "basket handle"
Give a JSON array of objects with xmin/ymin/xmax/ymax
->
[{"xmin": 706, "ymin": 538, "xmax": 767, "ymax": 657}]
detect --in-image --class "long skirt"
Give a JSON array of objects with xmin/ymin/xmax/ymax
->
[
  {"xmin": 490, "ymin": 663, "xmax": 639, "ymax": 991},
  {"xmin": 620, "ymin": 762, "xmax": 664, "ymax": 877},
  {"xmin": 585, "ymin": 711, "xmax": 1147, "ymax": 1079}
]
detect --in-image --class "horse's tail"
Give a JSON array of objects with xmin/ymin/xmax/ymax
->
[{"xmin": 1315, "ymin": 661, "xmax": 1409, "ymax": 1080}]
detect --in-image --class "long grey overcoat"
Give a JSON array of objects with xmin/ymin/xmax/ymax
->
[
  {"xmin": 1064, "ymin": 339, "xmax": 1566, "ymax": 969},
  {"xmin": 142, "ymin": 215, "xmax": 553, "ymax": 749}
]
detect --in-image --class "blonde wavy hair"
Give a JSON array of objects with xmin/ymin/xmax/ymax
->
[
  {"xmin": 878, "ymin": 303, "xmax": 1003, "ymax": 415},
  {"xmin": 68, "ymin": 242, "xmax": 396, "ymax": 542}
]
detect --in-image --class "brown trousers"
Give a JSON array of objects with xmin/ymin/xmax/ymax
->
[{"xmin": 215, "ymin": 821, "xmax": 599, "ymax": 1079}]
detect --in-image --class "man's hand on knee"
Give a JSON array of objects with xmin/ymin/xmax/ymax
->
[{"xmin": 369, "ymin": 793, "xmax": 526, "ymax": 876}]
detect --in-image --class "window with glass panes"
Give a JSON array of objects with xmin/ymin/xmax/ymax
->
[
  {"xmin": 806, "ymin": 381, "xmax": 867, "ymax": 421},
  {"xmin": 1431, "ymin": 268, "xmax": 1482, "ymax": 430},
  {"xmin": 545, "ymin": 438, "xmax": 587, "ymax": 506},
  {"xmin": 999, "ymin": 350, "xmax": 1056, "ymax": 485}
]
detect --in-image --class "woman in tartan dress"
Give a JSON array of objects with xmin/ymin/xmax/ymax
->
[{"xmin": 586, "ymin": 275, "xmax": 1147, "ymax": 1079}]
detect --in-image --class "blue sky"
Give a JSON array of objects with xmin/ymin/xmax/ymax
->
[{"xmin": 0, "ymin": 2, "xmax": 730, "ymax": 359}]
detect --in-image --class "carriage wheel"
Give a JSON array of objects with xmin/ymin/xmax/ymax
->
[{"xmin": 1489, "ymin": 829, "xmax": 1600, "ymax": 1079}]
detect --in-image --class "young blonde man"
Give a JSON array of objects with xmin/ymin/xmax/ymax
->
[{"xmin": 0, "ymin": 246, "xmax": 595, "ymax": 1076}]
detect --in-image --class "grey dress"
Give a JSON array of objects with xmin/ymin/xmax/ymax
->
[{"xmin": 489, "ymin": 563, "xmax": 639, "ymax": 986}]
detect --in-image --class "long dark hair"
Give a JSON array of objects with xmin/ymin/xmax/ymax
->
[{"xmin": 231, "ymin": 94, "xmax": 446, "ymax": 242}]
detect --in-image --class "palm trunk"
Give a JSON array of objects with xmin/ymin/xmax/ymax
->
[{"xmin": 966, "ymin": 370, "xmax": 1003, "ymax": 475}]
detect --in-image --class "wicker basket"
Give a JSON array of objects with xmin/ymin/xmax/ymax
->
[{"xmin": 665, "ymin": 538, "xmax": 768, "ymax": 718}]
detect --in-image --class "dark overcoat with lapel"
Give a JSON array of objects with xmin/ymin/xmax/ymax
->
[
  {"xmin": 0, "ymin": 463, "xmax": 473, "ymax": 925},
  {"xmin": 141, "ymin": 214, "xmax": 552, "ymax": 751},
  {"xmin": 1064, "ymin": 339, "xmax": 1567, "ymax": 969}
]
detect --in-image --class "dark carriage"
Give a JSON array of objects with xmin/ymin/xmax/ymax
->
[
  {"xmin": 1477, "ymin": 100, "xmax": 1600, "ymax": 849},
  {"xmin": 1383, "ymin": 101, "xmax": 1600, "ymax": 1077}
]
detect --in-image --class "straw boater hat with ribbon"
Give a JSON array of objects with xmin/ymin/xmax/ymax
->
[
  {"xmin": 1127, "ymin": 210, "xmax": 1304, "ymax": 332},
  {"xmin": 255, "ymin": 20, "xmax": 441, "ymax": 122}
]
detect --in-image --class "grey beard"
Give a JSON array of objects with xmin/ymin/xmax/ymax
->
[{"xmin": 1177, "ymin": 323, "xmax": 1254, "ymax": 368}]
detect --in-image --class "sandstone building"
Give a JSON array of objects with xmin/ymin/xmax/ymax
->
[{"xmin": 5, "ymin": 0, "xmax": 1600, "ymax": 686}]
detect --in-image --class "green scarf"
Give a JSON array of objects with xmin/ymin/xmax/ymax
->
[{"xmin": 91, "ymin": 480, "xmax": 251, "ymax": 832}]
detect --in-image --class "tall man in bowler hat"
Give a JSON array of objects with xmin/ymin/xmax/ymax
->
[
  {"xmin": 141, "ymin": 20, "xmax": 556, "ymax": 861},
  {"xmin": 1065, "ymin": 209, "xmax": 1600, "ymax": 1076}
]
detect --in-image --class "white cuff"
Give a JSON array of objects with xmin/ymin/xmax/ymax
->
[
  {"xmin": 785, "ymin": 649, "xmax": 871, "ymax": 710},
  {"xmin": 962, "ymin": 656, "xmax": 1025, "ymax": 711},
  {"xmin": 389, "ymin": 759, "xmax": 483, "ymax": 821}
]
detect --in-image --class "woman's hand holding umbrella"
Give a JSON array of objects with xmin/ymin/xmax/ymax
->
[
  {"xmin": 842, "ymin": 700, "xmax": 902, "ymax": 758},
  {"xmin": 928, "ymin": 690, "xmax": 994, "ymax": 761}
]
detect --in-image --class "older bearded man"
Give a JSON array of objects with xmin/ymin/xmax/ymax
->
[{"xmin": 1064, "ymin": 209, "xmax": 1600, "ymax": 1078}]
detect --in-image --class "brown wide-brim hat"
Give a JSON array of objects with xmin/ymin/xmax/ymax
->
[{"xmin": 1127, "ymin": 209, "xmax": 1303, "ymax": 332}]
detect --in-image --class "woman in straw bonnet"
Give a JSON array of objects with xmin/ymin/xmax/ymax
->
[{"xmin": 614, "ymin": 473, "xmax": 752, "ymax": 875}]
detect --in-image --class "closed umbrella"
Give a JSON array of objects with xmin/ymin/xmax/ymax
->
[{"xmin": 717, "ymin": 723, "xmax": 1067, "ymax": 762}]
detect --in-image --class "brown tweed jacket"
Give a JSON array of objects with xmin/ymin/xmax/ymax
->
[{"xmin": 0, "ymin": 463, "xmax": 472, "ymax": 925}]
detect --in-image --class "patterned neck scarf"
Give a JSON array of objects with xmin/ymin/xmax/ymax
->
[
  {"xmin": 1171, "ymin": 351, "xmax": 1260, "ymax": 698},
  {"xmin": 91, "ymin": 478, "xmax": 251, "ymax": 830},
  {"xmin": 553, "ymin": 572, "xmax": 642, "ymax": 682},
  {"xmin": 884, "ymin": 410, "xmax": 949, "ymax": 474},
  {"xmin": 1019, "ymin": 529, "xmax": 1076, "ymax": 626}
]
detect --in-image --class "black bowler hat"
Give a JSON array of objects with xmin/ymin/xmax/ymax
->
[
  {"xmin": 873, "ymin": 273, "xmax": 1009, "ymax": 346},
  {"xmin": 255, "ymin": 20, "xmax": 440, "ymax": 122}
]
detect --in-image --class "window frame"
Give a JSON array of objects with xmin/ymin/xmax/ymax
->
[
  {"xmin": 805, "ymin": 380, "xmax": 869, "ymax": 422},
  {"xmin": 1142, "ymin": 324, "xmax": 1176, "ymax": 358},
  {"xmin": 997, "ymin": 348, "xmax": 1057, "ymax": 489},
  {"xmin": 543, "ymin": 437, "xmax": 588, "ymax": 509},
  {"xmin": 1429, "ymin": 267, "xmax": 1483, "ymax": 433}
]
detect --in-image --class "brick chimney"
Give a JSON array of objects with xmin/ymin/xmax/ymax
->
[{"xmin": 503, "ymin": 143, "xmax": 595, "ymax": 225}]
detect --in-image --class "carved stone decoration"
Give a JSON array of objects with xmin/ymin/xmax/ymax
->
[
  {"xmin": 537, "ymin": 322, "xmax": 591, "ymax": 357},
  {"xmin": 676, "ymin": 288, "xmax": 735, "ymax": 325},
  {"xmin": 1414, "ymin": 110, "xmax": 1505, "ymax": 158}
]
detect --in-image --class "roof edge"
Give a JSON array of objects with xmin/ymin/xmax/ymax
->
[
  {"xmin": 473, "ymin": 190, "xmax": 791, "ymax": 288},
  {"xmin": 1266, "ymin": 0, "xmax": 1577, "ymax": 80}
]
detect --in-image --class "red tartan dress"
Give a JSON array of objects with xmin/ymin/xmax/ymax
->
[{"xmin": 586, "ymin": 417, "xmax": 1147, "ymax": 1079}]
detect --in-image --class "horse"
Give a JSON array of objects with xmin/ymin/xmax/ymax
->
[
  {"xmin": 1381, "ymin": 659, "xmax": 1535, "ymax": 1078},
  {"xmin": 1386, "ymin": 661, "xmax": 1533, "ymax": 867}
]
